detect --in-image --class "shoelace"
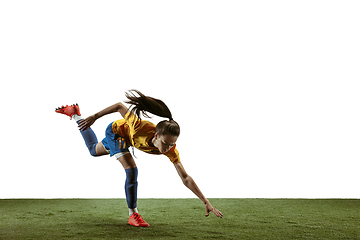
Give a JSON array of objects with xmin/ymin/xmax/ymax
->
[{"xmin": 133, "ymin": 214, "xmax": 145, "ymax": 223}]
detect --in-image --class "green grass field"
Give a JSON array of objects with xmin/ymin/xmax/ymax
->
[{"xmin": 0, "ymin": 199, "xmax": 359, "ymax": 239}]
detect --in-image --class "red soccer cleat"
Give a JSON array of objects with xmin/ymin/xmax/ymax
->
[
  {"xmin": 128, "ymin": 213, "xmax": 150, "ymax": 227},
  {"xmin": 55, "ymin": 103, "xmax": 81, "ymax": 120}
]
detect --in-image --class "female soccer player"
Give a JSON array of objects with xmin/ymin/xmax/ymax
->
[{"xmin": 55, "ymin": 90, "xmax": 223, "ymax": 227}]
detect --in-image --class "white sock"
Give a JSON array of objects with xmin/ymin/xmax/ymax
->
[
  {"xmin": 129, "ymin": 208, "xmax": 138, "ymax": 216},
  {"xmin": 72, "ymin": 114, "xmax": 84, "ymax": 122}
]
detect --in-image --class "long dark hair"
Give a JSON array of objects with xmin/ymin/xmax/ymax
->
[{"xmin": 125, "ymin": 90, "xmax": 180, "ymax": 136}]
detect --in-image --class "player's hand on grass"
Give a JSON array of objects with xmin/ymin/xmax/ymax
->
[
  {"xmin": 205, "ymin": 200, "xmax": 223, "ymax": 218},
  {"xmin": 78, "ymin": 115, "xmax": 97, "ymax": 131}
]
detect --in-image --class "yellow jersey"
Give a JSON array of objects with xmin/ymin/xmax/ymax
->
[{"xmin": 111, "ymin": 112, "xmax": 180, "ymax": 164}]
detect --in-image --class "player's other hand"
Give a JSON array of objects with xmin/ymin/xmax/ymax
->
[
  {"xmin": 205, "ymin": 200, "xmax": 223, "ymax": 218},
  {"xmin": 78, "ymin": 115, "xmax": 97, "ymax": 131}
]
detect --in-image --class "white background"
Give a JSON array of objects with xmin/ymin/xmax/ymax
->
[{"xmin": 0, "ymin": 0, "xmax": 359, "ymax": 199}]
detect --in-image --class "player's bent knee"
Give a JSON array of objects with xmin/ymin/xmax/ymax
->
[
  {"xmin": 90, "ymin": 150, "xmax": 98, "ymax": 157},
  {"xmin": 89, "ymin": 144, "xmax": 98, "ymax": 157}
]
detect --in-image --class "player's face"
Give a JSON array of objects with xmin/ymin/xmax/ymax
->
[{"xmin": 153, "ymin": 133, "xmax": 178, "ymax": 153}]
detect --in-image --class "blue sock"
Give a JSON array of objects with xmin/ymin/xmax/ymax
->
[
  {"xmin": 125, "ymin": 167, "xmax": 138, "ymax": 209},
  {"xmin": 77, "ymin": 120, "xmax": 98, "ymax": 156}
]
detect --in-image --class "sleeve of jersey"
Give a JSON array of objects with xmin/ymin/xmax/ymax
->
[{"xmin": 165, "ymin": 146, "xmax": 181, "ymax": 164}]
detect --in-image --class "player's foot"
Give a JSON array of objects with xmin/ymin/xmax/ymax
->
[
  {"xmin": 128, "ymin": 213, "xmax": 150, "ymax": 227},
  {"xmin": 55, "ymin": 103, "xmax": 81, "ymax": 120}
]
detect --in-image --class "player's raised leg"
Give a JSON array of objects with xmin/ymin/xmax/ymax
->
[
  {"xmin": 95, "ymin": 142, "xmax": 110, "ymax": 156},
  {"xmin": 55, "ymin": 104, "xmax": 109, "ymax": 157}
]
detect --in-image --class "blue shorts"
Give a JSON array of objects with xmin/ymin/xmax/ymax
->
[{"xmin": 102, "ymin": 122, "xmax": 130, "ymax": 157}]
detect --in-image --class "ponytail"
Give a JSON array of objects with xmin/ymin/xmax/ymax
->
[{"xmin": 125, "ymin": 90, "xmax": 180, "ymax": 136}]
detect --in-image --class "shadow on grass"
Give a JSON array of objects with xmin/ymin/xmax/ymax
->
[{"xmin": 67, "ymin": 217, "xmax": 184, "ymax": 239}]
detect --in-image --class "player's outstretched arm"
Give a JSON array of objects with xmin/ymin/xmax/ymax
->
[
  {"xmin": 78, "ymin": 102, "xmax": 129, "ymax": 131},
  {"xmin": 174, "ymin": 162, "xmax": 223, "ymax": 218}
]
